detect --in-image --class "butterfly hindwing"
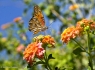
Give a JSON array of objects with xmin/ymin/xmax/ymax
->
[{"xmin": 29, "ymin": 16, "xmax": 42, "ymax": 33}]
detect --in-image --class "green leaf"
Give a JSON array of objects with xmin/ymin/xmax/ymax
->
[
  {"xmin": 73, "ymin": 47, "xmax": 84, "ymax": 55},
  {"xmin": 24, "ymin": 0, "xmax": 31, "ymax": 5},
  {"xmin": 87, "ymin": 66, "xmax": 91, "ymax": 70},
  {"xmin": 44, "ymin": 5, "xmax": 53, "ymax": 15},
  {"xmin": 48, "ymin": 54, "xmax": 55, "ymax": 61},
  {"xmin": 27, "ymin": 63, "xmax": 32, "ymax": 68}
]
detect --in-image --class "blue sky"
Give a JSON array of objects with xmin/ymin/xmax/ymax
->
[
  {"xmin": 0, "ymin": 0, "xmax": 24, "ymax": 25},
  {"xmin": 0, "ymin": 0, "xmax": 61, "ymax": 35}
]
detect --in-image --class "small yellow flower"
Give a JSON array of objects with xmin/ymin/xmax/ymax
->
[{"xmin": 33, "ymin": 35, "xmax": 44, "ymax": 42}]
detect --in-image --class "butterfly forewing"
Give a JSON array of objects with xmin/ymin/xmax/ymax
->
[
  {"xmin": 34, "ymin": 5, "xmax": 45, "ymax": 26},
  {"xmin": 29, "ymin": 5, "xmax": 48, "ymax": 34}
]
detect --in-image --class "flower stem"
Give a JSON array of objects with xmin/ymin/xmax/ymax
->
[
  {"xmin": 72, "ymin": 39, "xmax": 89, "ymax": 54},
  {"xmin": 44, "ymin": 51, "xmax": 52, "ymax": 70},
  {"xmin": 87, "ymin": 32, "xmax": 93, "ymax": 70}
]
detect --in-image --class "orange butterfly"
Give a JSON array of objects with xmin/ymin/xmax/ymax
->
[{"xmin": 29, "ymin": 5, "xmax": 48, "ymax": 34}]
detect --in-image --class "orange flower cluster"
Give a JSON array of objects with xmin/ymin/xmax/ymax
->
[
  {"xmin": 69, "ymin": 4, "xmax": 79, "ymax": 11},
  {"xmin": 76, "ymin": 19, "xmax": 95, "ymax": 31},
  {"xmin": 61, "ymin": 26, "xmax": 80, "ymax": 43},
  {"xmin": 61, "ymin": 19, "xmax": 95, "ymax": 43},
  {"xmin": 42, "ymin": 35, "xmax": 55, "ymax": 47},
  {"xmin": 34, "ymin": 35, "xmax": 55, "ymax": 47},
  {"xmin": 23, "ymin": 42, "xmax": 45, "ymax": 64},
  {"xmin": 23, "ymin": 35, "xmax": 55, "ymax": 64}
]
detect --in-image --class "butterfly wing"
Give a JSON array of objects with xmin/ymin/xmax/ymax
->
[
  {"xmin": 29, "ymin": 5, "xmax": 47, "ymax": 34},
  {"xmin": 34, "ymin": 5, "xmax": 45, "ymax": 27}
]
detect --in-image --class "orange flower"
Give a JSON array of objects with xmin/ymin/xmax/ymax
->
[
  {"xmin": 90, "ymin": 22, "xmax": 95, "ymax": 29},
  {"xmin": 69, "ymin": 4, "xmax": 79, "ymax": 11},
  {"xmin": 76, "ymin": 19, "xmax": 89, "ymax": 27},
  {"xmin": 13, "ymin": 17, "xmax": 22, "ymax": 22},
  {"xmin": 1, "ymin": 23, "xmax": 12, "ymax": 30},
  {"xmin": 23, "ymin": 42, "xmax": 45, "ymax": 64},
  {"xmin": 61, "ymin": 26, "xmax": 80, "ymax": 43},
  {"xmin": 42, "ymin": 35, "xmax": 55, "ymax": 47}
]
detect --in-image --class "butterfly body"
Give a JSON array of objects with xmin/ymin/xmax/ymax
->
[{"xmin": 29, "ymin": 5, "xmax": 48, "ymax": 34}]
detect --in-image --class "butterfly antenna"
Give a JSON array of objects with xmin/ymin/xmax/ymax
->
[
  {"xmin": 48, "ymin": 20, "xmax": 54, "ymax": 28},
  {"xmin": 47, "ymin": 20, "xmax": 54, "ymax": 35}
]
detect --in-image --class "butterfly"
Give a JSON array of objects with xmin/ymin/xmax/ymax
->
[{"xmin": 29, "ymin": 5, "xmax": 48, "ymax": 34}]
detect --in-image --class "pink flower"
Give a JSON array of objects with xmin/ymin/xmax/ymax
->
[
  {"xmin": 13, "ymin": 17, "xmax": 22, "ymax": 22},
  {"xmin": 1, "ymin": 23, "xmax": 12, "ymax": 30},
  {"xmin": 16, "ymin": 44, "xmax": 25, "ymax": 53},
  {"xmin": 36, "ymin": 43, "xmax": 45, "ymax": 58}
]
